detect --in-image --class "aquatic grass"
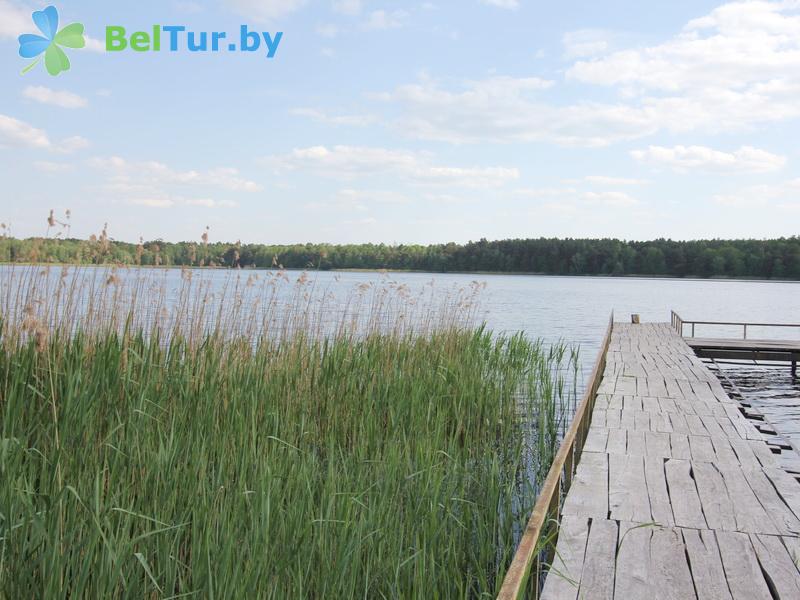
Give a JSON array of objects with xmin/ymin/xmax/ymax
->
[{"xmin": 0, "ymin": 266, "xmax": 574, "ymax": 598}]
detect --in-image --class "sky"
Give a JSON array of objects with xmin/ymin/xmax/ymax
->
[{"xmin": 1, "ymin": 0, "xmax": 799, "ymax": 245}]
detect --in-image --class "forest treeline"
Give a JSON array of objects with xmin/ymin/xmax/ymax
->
[{"xmin": 1, "ymin": 235, "xmax": 799, "ymax": 279}]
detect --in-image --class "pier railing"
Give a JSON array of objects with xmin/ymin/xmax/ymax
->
[
  {"xmin": 498, "ymin": 313, "xmax": 614, "ymax": 600},
  {"xmin": 671, "ymin": 310, "xmax": 800, "ymax": 340}
]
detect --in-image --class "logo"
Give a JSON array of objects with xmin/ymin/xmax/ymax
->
[
  {"xmin": 14, "ymin": 6, "xmax": 282, "ymax": 75},
  {"xmin": 104, "ymin": 26, "xmax": 282, "ymax": 58},
  {"xmin": 18, "ymin": 5, "xmax": 85, "ymax": 76}
]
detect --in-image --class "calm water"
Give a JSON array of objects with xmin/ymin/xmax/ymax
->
[{"xmin": 3, "ymin": 265, "xmax": 799, "ymax": 363}]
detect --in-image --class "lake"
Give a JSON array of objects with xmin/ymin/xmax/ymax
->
[
  {"xmin": 3, "ymin": 265, "xmax": 799, "ymax": 447},
  {"xmin": 3, "ymin": 264, "xmax": 799, "ymax": 360}
]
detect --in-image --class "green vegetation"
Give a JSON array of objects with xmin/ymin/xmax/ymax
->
[
  {"xmin": 2, "ymin": 234, "xmax": 799, "ymax": 279},
  {"xmin": 0, "ymin": 266, "xmax": 574, "ymax": 598}
]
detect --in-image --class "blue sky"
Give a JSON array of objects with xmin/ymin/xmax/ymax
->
[{"xmin": 1, "ymin": 0, "xmax": 799, "ymax": 244}]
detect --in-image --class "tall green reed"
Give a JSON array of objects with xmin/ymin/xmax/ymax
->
[{"xmin": 0, "ymin": 266, "xmax": 574, "ymax": 599}]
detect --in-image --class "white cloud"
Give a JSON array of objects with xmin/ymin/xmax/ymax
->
[
  {"xmin": 584, "ymin": 175, "xmax": 648, "ymax": 186},
  {"xmin": 631, "ymin": 145, "xmax": 787, "ymax": 173},
  {"xmin": 308, "ymin": 188, "xmax": 410, "ymax": 213},
  {"xmin": 126, "ymin": 196, "xmax": 238, "ymax": 209},
  {"xmin": 174, "ymin": 1, "xmax": 205, "ymax": 13},
  {"xmin": 0, "ymin": 113, "xmax": 88, "ymax": 153},
  {"xmin": 89, "ymin": 156, "xmax": 262, "ymax": 192},
  {"xmin": 362, "ymin": 9, "xmax": 407, "ymax": 30},
  {"xmin": 0, "ymin": 0, "xmax": 29, "ymax": 40},
  {"xmin": 516, "ymin": 186, "xmax": 639, "ymax": 207},
  {"xmin": 583, "ymin": 190, "xmax": 638, "ymax": 207},
  {"xmin": 23, "ymin": 86, "xmax": 88, "ymax": 109},
  {"xmin": 264, "ymin": 145, "xmax": 519, "ymax": 188},
  {"xmin": 87, "ymin": 156, "xmax": 254, "ymax": 210},
  {"xmin": 290, "ymin": 107, "xmax": 376, "ymax": 126},
  {"xmin": 514, "ymin": 187, "xmax": 578, "ymax": 198},
  {"xmin": 380, "ymin": 75, "xmax": 652, "ymax": 146},
  {"xmin": 84, "ymin": 36, "xmax": 106, "ymax": 52},
  {"xmin": 224, "ymin": 0, "xmax": 307, "ymax": 21},
  {"xmin": 336, "ymin": 189, "xmax": 409, "ymax": 204},
  {"xmin": 332, "ymin": 0, "xmax": 362, "ymax": 15},
  {"xmin": 569, "ymin": 2, "xmax": 800, "ymax": 91},
  {"xmin": 562, "ymin": 29, "xmax": 610, "ymax": 59},
  {"xmin": 316, "ymin": 23, "xmax": 340, "ymax": 37},
  {"xmin": 34, "ymin": 161, "xmax": 73, "ymax": 173},
  {"xmin": 713, "ymin": 178, "xmax": 800, "ymax": 208},
  {"xmin": 0, "ymin": 114, "xmax": 51, "ymax": 149},
  {"xmin": 480, "ymin": 0, "xmax": 519, "ymax": 9},
  {"xmin": 565, "ymin": 1, "xmax": 800, "ymax": 132},
  {"xmin": 55, "ymin": 136, "xmax": 90, "ymax": 154},
  {"xmin": 381, "ymin": 3, "xmax": 800, "ymax": 146}
]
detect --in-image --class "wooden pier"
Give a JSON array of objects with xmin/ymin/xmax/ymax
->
[
  {"xmin": 672, "ymin": 312, "xmax": 800, "ymax": 376},
  {"xmin": 500, "ymin": 319, "xmax": 800, "ymax": 599}
]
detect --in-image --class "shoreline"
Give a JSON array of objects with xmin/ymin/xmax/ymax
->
[{"xmin": 2, "ymin": 262, "xmax": 798, "ymax": 284}]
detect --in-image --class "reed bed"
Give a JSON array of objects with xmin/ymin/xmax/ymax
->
[{"xmin": 0, "ymin": 265, "xmax": 575, "ymax": 598}]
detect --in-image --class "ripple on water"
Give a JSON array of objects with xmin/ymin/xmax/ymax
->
[{"xmin": 709, "ymin": 361, "xmax": 800, "ymax": 462}]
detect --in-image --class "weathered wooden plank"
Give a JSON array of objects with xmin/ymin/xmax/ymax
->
[
  {"xmin": 699, "ymin": 414, "xmax": 727, "ymax": 438},
  {"xmin": 709, "ymin": 437, "xmax": 739, "ymax": 467},
  {"xmin": 626, "ymin": 430, "xmax": 646, "ymax": 456},
  {"xmin": 606, "ymin": 429, "xmax": 627, "ymax": 455},
  {"xmin": 780, "ymin": 536, "xmax": 800, "ymax": 570},
  {"xmin": 721, "ymin": 404, "xmax": 751, "ymax": 440},
  {"xmin": 664, "ymin": 459, "xmax": 706, "ymax": 529},
  {"xmin": 762, "ymin": 467, "xmax": 800, "ymax": 522},
  {"xmin": 562, "ymin": 452, "xmax": 608, "ymax": 519},
  {"xmin": 644, "ymin": 456, "xmax": 674, "ymax": 527},
  {"xmin": 748, "ymin": 440, "xmax": 777, "ymax": 467},
  {"xmin": 577, "ymin": 518, "xmax": 617, "ymax": 600},
  {"xmin": 540, "ymin": 515, "xmax": 589, "ymax": 600},
  {"xmin": 719, "ymin": 466, "xmax": 779, "ymax": 535},
  {"xmin": 750, "ymin": 533, "xmax": 800, "ymax": 599},
  {"xmin": 692, "ymin": 462, "xmax": 736, "ymax": 531},
  {"xmin": 645, "ymin": 431, "xmax": 670, "ymax": 458},
  {"xmin": 620, "ymin": 409, "xmax": 636, "ymax": 430},
  {"xmin": 682, "ymin": 529, "xmax": 732, "ymax": 600},
  {"xmin": 583, "ymin": 427, "xmax": 609, "ymax": 454},
  {"xmin": 641, "ymin": 396, "xmax": 660, "ymax": 413},
  {"xmin": 657, "ymin": 396, "xmax": 678, "ymax": 413},
  {"xmin": 649, "ymin": 411, "xmax": 673, "ymax": 433},
  {"xmin": 741, "ymin": 467, "xmax": 800, "ymax": 535},
  {"xmin": 716, "ymin": 530, "xmax": 772, "ymax": 600},
  {"xmin": 668, "ymin": 411, "xmax": 690, "ymax": 434},
  {"xmin": 650, "ymin": 526, "xmax": 697, "ymax": 600},
  {"xmin": 607, "ymin": 395, "xmax": 624, "ymax": 410},
  {"xmin": 594, "ymin": 394, "xmax": 611, "ymax": 411},
  {"xmin": 634, "ymin": 410, "xmax": 650, "ymax": 432},
  {"xmin": 669, "ymin": 433, "xmax": 691, "ymax": 460},
  {"xmin": 614, "ymin": 522, "xmax": 652, "ymax": 599},
  {"xmin": 689, "ymin": 435, "xmax": 716, "ymax": 463},
  {"xmin": 728, "ymin": 438, "xmax": 761, "ymax": 468},
  {"xmin": 665, "ymin": 378, "xmax": 683, "ymax": 399},
  {"xmin": 685, "ymin": 414, "xmax": 709, "ymax": 436},
  {"xmin": 625, "ymin": 395, "xmax": 643, "ymax": 411},
  {"xmin": 615, "ymin": 376, "xmax": 637, "ymax": 396},
  {"xmin": 609, "ymin": 453, "xmax": 651, "ymax": 523}
]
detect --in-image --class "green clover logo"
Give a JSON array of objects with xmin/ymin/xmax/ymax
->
[{"xmin": 18, "ymin": 6, "xmax": 85, "ymax": 76}]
